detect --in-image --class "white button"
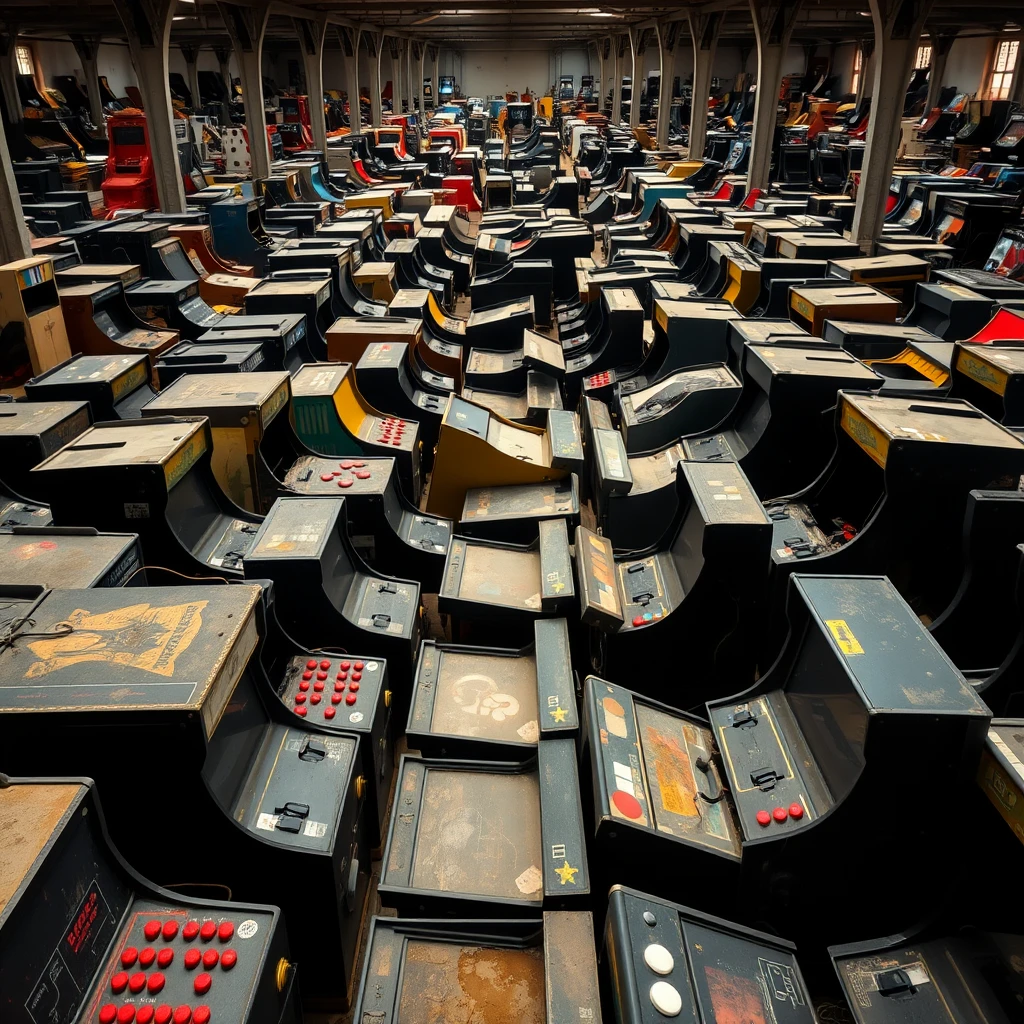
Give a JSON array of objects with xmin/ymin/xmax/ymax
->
[
  {"xmin": 650, "ymin": 981, "xmax": 682, "ymax": 1017},
  {"xmin": 643, "ymin": 943, "xmax": 675, "ymax": 976}
]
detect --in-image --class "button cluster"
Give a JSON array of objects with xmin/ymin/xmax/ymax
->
[
  {"xmin": 319, "ymin": 460, "xmax": 371, "ymax": 489},
  {"xmin": 637, "ymin": 915, "xmax": 682, "ymax": 1018},
  {"xmin": 586, "ymin": 371, "xmax": 613, "ymax": 388},
  {"xmin": 755, "ymin": 803, "xmax": 805, "ymax": 827},
  {"xmin": 376, "ymin": 416, "xmax": 408, "ymax": 447},
  {"xmin": 630, "ymin": 610, "xmax": 665, "ymax": 628},
  {"xmin": 288, "ymin": 656, "xmax": 378, "ymax": 722},
  {"xmin": 98, "ymin": 916, "xmax": 239, "ymax": 1024}
]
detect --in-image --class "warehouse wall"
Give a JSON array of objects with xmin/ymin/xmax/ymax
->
[
  {"xmin": 458, "ymin": 49, "xmax": 552, "ymax": 97},
  {"xmin": 29, "ymin": 38, "xmax": 138, "ymax": 98},
  {"xmin": 942, "ymin": 35, "xmax": 991, "ymax": 96}
]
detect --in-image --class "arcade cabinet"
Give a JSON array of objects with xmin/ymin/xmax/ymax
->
[
  {"xmin": 0, "ymin": 256, "xmax": 72, "ymax": 386},
  {"xmin": 102, "ymin": 112, "xmax": 157, "ymax": 211}
]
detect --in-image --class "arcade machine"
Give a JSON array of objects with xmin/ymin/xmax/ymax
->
[
  {"xmin": 353, "ymin": 912, "xmax": 601, "ymax": 1024},
  {"xmin": 458, "ymin": 477, "xmax": 580, "ymax": 542},
  {"xmin": 23, "ymin": 353, "xmax": 156, "ymax": 420},
  {"xmin": 0, "ymin": 399, "xmax": 92, "ymax": 502},
  {"xmin": 0, "ymin": 777, "xmax": 301, "ymax": 1024},
  {"xmin": 0, "ymin": 585, "xmax": 371, "ymax": 1011},
  {"xmin": 101, "ymin": 112, "xmax": 157, "ymax": 211},
  {"xmin": 426, "ymin": 396, "xmax": 583, "ymax": 521},
  {"xmin": 603, "ymin": 887, "xmax": 817, "ymax": 1024},
  {"xmin": 407, "ymin": 618, "xmax": 577, "ymax": 760},
  {"xmin": 195, "ymin": 313, "xmax": 312, "ymax": 375},
  {"xmin": 0, "ymin": 527, "xmax": 143, "ymax": 588},
  {"xmin": 59, "ymin": 281, "xmax": 179, "ymax": 371},
  {"xmin": 0, "ymin": 256, "xmax": 72, "ymax": 387},
  {"xmin": 576, "ymin": 461, "xmax": 772, "ymax": 695},
  {"xmin": 154, "ymin": 339, "xmax": 270, "ymax": 383},
  {"xmin": 125, "ymin": 278, "xmax": 227, "ymax": 340},
  {"xmin": 582, "ymin": 573, "xmax": 990, "ymax": 946}
]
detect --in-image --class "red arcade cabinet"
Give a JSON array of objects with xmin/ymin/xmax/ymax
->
[{"xmin": 101, "ymin": 111, "xmax": 157, "ymax": 210}]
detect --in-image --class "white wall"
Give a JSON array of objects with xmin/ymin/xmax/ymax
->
[
  {"xmin": 942, "ymin": 35, "xmax": 991, "ymax": 97},
  {"xmin": 30, "ymin": 38, "xmax": 137, "ymax": 98},
  {"xmin": 458, "ymin": 49, "xmax": 551, "ymax": 98}
]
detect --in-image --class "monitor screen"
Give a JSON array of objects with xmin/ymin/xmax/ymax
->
[{"xmin": 113, "ymin": 126, "xmax": 146, "ymax": 147}]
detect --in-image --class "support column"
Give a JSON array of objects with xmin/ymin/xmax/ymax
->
[
  {"xmin": 851, "ymin": 0, "xmax": 935, "ymax": 251},
  {"xmin": 0, "ymin": 110, "xmax": 31, "ymax": 261},
  {"xmin": 417, "ymin": 42, "xmax": 426, "ymax": 113},
  {"xmin": 0, "ymin": 24, "xmax": 21, "ymax": 127},
  {"xmin": 1012, "ymin": 43, "xmax": 1024, "ymax": 106},
  {"xmin": 337, "ymin": 27, "xmax": 362, "ymax": 134},
  {"xmin": 686, "ymin": 10, "xmax": 723, "ymax": 161},
  {"xmin": 628, "ymin": 28, "xmax": 640, "ymax": 127},
  {"xmin": 368, "ymin": 31, "xmax": 383, "ymax": 126},
  {"xmin": 390, "ymin": 38, "xmax": 402, "ymax": 114},
  {"xmin": 180, "ymin": 44, "xmax": 202, "ymax": 111},
  {"xmin": 217, "ymin": 1, "xmax": 271, "ymax": 181},
  {"xmin": 747, "ymin": 0, "xmax": 804, "ymax": 192},
  {"xmin": 924, "ymin": 32, "xmax": 955, "ymax": 112},
  {"xmin": 295, "ymin": 17, "xmax": 328, "ymax": 153},
  {"xmin": 111, "ymin": 0, "xmax": 184, "ymax": 211},
  {"xmin": 655, "ymin": 22, "xmax": 677, "ymax": 147},
  {"xmin": 611, "ymin": 36, "xmax": 623, "ymax": 123},
  {"xmin": 407, "ymin": 40, "xmax": 415, "ymax": 113},
  {"xmin": 71, "ymin": 34, "xmax": 105, "ymax": 128},
  {"xmin": 215, "ymin": 46, "xmax": 232, "ymax": 102}
]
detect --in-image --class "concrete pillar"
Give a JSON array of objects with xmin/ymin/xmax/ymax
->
[
  {"xmin": 611, "ymin": 36, "xmax": 623, "ymax": 123},
  {"xmin": 0, "ymin": 110, "xmax": 31, "ymax": 261},
  {"xmin": 369, "ymin": 31, "xmax": 383, "ymax": 126},
  {"xmin": 217, "ymin": 1, "xmax": 271, "ymax": 181},
  {"xmin": 337, "ymin": 26, "xmax": 362, "ymax": 134},
  {"xmin": 922, "ymin": 32, "xmax": 953, "ymax": 113},
  {"xmin": 687, "ymin": 10, "xmax": 723, "ymax": 161},
  {"xmin": 1012, "ymin": 43, "xmax": 1024, "ymax": 106},
  {"xmin": 747, "ymin": 0, "xmax": 804, "ymax": 192},
  {"xmin": 851, "ymin": 0, "xmax": 935, "ymax": 251},
  {"xmin": 390, "ymin": 38, "xmax": 401, "ymax": 115},
  {"xmin": 406, "ymin": 40, "xmax": 415, "ymax": 113},
  {"xmin": 111, "ymin": 0, "xmax": 185, "ymax": 212},
  {"xmin": 430, "ymin": 45, "xmax": 439, "ymax": 111},
  {"xmin": 180, "ymin": 44, "xmax": 202, "ymax": 111},
  {"xmin": 295, "ymin": 17, "xmax": 328, "ymax": 153},
  {"xmin": 215, "ymin": 46, "xmax": 232, "ymax": 102},
  {"xmin": 70, "ymin": 34, "xmax": 105, "ymax": 128},
  {"xmin": 628, "ymin": 28, "xmax": 640, "ymax": 127},
  {"xmin": 0, "ymin": 26, "xmax": 21, "ymax": 127},
  {"xmin": 417, "ymin": 42, "xmax": 426, "ymax": 113},
  {"xmin": 655, "ymin": 22, "xmax": 677, "ymax": 147}
]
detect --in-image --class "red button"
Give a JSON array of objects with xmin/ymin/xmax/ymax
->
[
  {"xmin": 184, "ymin": 949, "xmax": 201, "ymax": 970},
  {"xmin": 120, "ymin": 947, "xmax": 138, "ymax": 968},
  {"xmin": 157, "ymin": 949, "xmax": 173, "ymax": 968},
  {"xmin": 306, "ymin": 660, "xmax": 317, "ymax": 670},
  {"xmin": 610, "ymin": 789, "xmax": 644, "ymax": 820},
  {"xmin": 218, "ymin": 922, "xmax": 234, "ymax": 942},
  {"xmin": 139, "ymin": 948, "xmax": 156, "ymax": 968},
  {"xmin": 161, "ymin": 921, "xmax": 178, "ymax": 941},
  {"xmin": 319, "ymin": 660, "xmax": 331, "ymax": 670},
  {"xmin": 340, "ymin": 460, "xmax": 355, "ymax": 469},
  {"xmin": 111, "ymin": 973, "xmax": 129, "ymax": 994},
  {"xmin": 193, "ymin": 1008, "xmax": 211, "ymax": 1024},
  {"xmin": 354, "ymin": 661, "xmax": 364, "ymax": 671},
  {"xmin": 336, "ymin": 672, "xmax": 347, "ymax": 683},
  {"xmin": 310, "ymin": 694, "xmax": 321, "ymax": 705},
  {"xmin": 316, "ymin": 671, "xmax": 328, "ymax": 681},
  {"xmin": 148, "ymin": 973, "xmax": 166, "ymax": 994},
  {"xmin": 348, "ymin": 683, "xmax": 360, "ymax": 693},
  {"xmin": 340, "ymin": 661, "xmax": 351, "ymax": 670},
  {"xmin": 183, "ymin": 922, "xmax": 199, "ymax": 942},
  {"xmin": 202, "ymin": 950, "xmax": 219, "ymax": 969},
  {"xmin": 632, "ymin": 616, "xmax": 644, "ymax": 627},
  {"xmin": 137, "ymin": 1008, "xmax": 154, "ymax": 1024},
  {"xmin": 756, "ymin": 810, "xmax": 772, "ymax": 827},
  {"xmin": 154, "ymin": 1008, "xmax": 172, "ymax": 1024},
  {"xmin": 331, "ymin": 692, "xmax": 343, "ymax": 703},
  {"xmin": 351, "ymin": 672, "xmax": 362, "ymax": 682},
  {"xmin": 129, "ymin": 972, "xmax": 146, "ymax": 993},
  {"xmin": 346, "ymin": 694, "xmax": 357, "ymax": 705},
  {"xmin": 200, "ymin": 922, "xmax": 216, "ymax": 942},
  {"xmin": 144, "ymin": 921, "xmax": 161, "ymax": 941},
  {"xmin": 118, "ymin": 1006, "xmax": 135, "ymax": 1024},
  {"xmin": 392, "ymin": 440, "xmax": 401, "ymax": 446},
  {"xmin": 772, "ymin": 807, "xmax": 788, "ymax": 823},
  {"xmin": 338, "ymin": 479, "xmax": 353, "ymax": 488},
  {"xmin": 301, "ymin": 671, "xmax": 312, "ymax": 682},
  {"xmin": 789, "ymin": 803, "xmax": 804, "ymax": 819},
  {"xmin": 295, "ymin": 706, "xmax": 307, "ymax": 716},
  {"xmin": 320, "ymin": 473, "xmax": 334, "ymax": 482},
  {"xmin": 356, "ymin": 469, "xmax": 372, "ymax": 477},
  {"xmin": 352, "ymin": 461, "xmax": 365, "ymax": 468},
  {"xmin": 299, "ymin": 680, "xmax": 310, "ymax": 692},
  {"xmin": 324, "ymin": 707, "xmax": 336, "ymax": 719},
  {"xmin": 220, "ymin": 949, "xmax": 238, "ymax": 970},
  {"xmin": 294, "ymin": 693, "xmax": 307, "ymax": 704},
  {"xmin": 100, "ymin": 1005, "xmax": 117, "ymax": 1024},
  {"xmin": 194, "ymin": 973, "xmax": 212, "ymax": 996},
  {"xmin": 172, "ymin": 1008, "xmax": 191, "ymax": 1024}
]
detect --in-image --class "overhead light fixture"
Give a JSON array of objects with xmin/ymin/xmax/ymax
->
[
  {"xmin": 588, "ymin": 11, "xmax": 619, "ymax": 16},
  {"xmin": 857, "ymin": 9, "xmax": 871, "ymax": 15}
]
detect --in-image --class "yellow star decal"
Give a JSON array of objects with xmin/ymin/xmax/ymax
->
[
  {"xmin": 554, "ymin": 860, "xmax": 578, "ymax": 885},
  {"xmin": 550, "ymin": 705, "xmax": 568, "ymax": 723},
  {"xmin": 551, "ymin": 580, "xmax": 565, "ymax": 593}
]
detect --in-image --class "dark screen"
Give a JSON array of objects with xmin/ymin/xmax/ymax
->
[{"xmin": 113, "ymin": 126, "xmax": 146, "ymax": 147}]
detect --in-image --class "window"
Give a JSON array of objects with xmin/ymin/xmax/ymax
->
[
  {"xmin": 914, "ymin": 45, "xmax": 932, "ymax": 70},
  {"xmin": 851, "ymin": 47, "xmax": 863, "ymax": 94},
  {"xmin": 15, "ymin": 45, "xmax": 33, "ymax": 77},
  {"xmin": 988, "ymin": 38, "xmax": 1019, "ymax": 101}
]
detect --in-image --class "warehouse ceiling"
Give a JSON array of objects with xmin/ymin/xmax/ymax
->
[{"xmin": 4, "ymin": 0, "xmax": 1022, "ymax": 54}]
